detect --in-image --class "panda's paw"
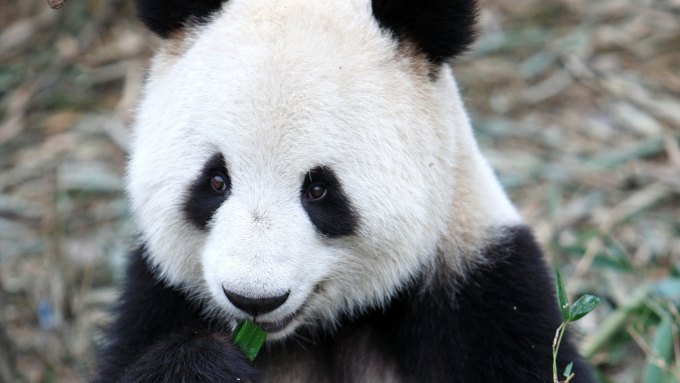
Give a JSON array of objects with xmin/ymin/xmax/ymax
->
[{"xmin": 119, "ymin": 330, "xmax": 258, "ymax": 383}]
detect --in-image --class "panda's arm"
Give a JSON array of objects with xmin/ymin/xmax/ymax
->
[
  {"xmin": 94, "ymin": 246, "xmax": 258, "ymax": 383},
  {"xmin": 117, "ymin": 330, "xmax": 256, "ymax": 383}
]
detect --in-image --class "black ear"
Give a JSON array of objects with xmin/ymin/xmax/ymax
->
[
  {"xmin": 135, "ymin": 0, "xmax": 229, "ymax": 38},
  {"xmin": 372, "ymin": 0, "xmax": 478, "ymax": 64}
]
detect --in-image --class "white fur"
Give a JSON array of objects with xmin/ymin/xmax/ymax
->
[{"xmin": 127, "ymin": 0, "xmax": 521, "ymax": 339}]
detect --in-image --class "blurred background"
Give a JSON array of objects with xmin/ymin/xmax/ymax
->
[{"xmin": 0, "ymin": 0, "xmax": 678, "ymax": 381}]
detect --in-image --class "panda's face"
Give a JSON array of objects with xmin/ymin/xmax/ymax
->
[{"xmin": 128, "ymin": 0, "xmax": 472, "ymax": 339}]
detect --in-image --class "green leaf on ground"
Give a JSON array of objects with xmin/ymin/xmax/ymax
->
[{"xmin": 642, "ymin": 314, "xmax": 674, "ymax": 383}]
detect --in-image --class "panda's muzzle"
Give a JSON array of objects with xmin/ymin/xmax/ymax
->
[{"xmin": 223, "ymin": 288, "xmax": 290, "ymax": 317}]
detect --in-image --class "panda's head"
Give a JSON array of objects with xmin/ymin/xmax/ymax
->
[{"xmin": 128, "ymin": 0, "xmax": 511, "ymax": 340}]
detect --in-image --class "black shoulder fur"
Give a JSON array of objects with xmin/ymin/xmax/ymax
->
[{"xmin": 369, "ymin": 225, "xmax": 594, "ymax": 382}]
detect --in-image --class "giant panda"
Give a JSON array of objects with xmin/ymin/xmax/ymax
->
[{"xmin": 94, "ymin": 0, "xmax": 595, "ymax": 382}]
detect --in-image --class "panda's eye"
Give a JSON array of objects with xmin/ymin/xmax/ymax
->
[
  {"xmin": 210, "ymin": 174, "xmax": 228, "ymax": 193},
  {"xmin": 300, "ymin": 166, "xmax": 358, "ymax": 237},
  {"xmin": 184, "ymin": 154, "xmax": 231, "ymax": 230},
  {"xmin": 305, "ymin": 183, "xmax": 327, "ymax": 201}
]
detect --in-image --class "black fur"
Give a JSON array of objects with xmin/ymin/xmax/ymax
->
[
  {"xmin": 118, "ymin": 331, "xmax": 255, "ymax": 383},
  {"xmin": 183, "ymin": 154, "xmax": 230, "ymax": 230},
  {"xmin": 301, "ymin": 166, "xmax": 358, "ymax": 238},
  {"xmin": 93, "ymin": 247, "xmax": 256, "ymax": 383},
  {"xmin": 372, "ymin": 0, "xmax": 478, "ymax": 64},
  {"xmin": 367, "ymin": 225, "xmax": 594, "ymax": 382},
  {"xmin": 95, "ymin": 226, "xmax": 594, "ymax": 382},
  {"xmin": 134, "ymin": 0, "xmax": 228, "ymax": 38}
]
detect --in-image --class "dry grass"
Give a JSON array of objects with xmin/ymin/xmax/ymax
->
[{"xmin": 0, "ymin": 0, "xmax": 678, "ymax": 382}]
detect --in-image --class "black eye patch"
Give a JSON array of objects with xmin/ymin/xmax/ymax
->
[
  {"xmin": 183, "ymin": 154, "xmax": 231, "ymax": 229},
  {"xmin": 301, "ymin": 166, "xmax": 358, "ymax": 237}
]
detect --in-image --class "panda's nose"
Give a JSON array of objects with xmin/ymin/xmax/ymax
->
[{"xmin": 223, "ymin": 288, "xmax": 290, "ymax": 316}]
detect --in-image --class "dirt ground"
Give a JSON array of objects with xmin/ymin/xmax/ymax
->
[{"xmin": 1, "ymin": 0, "xmax": 678, "ymax": 382}]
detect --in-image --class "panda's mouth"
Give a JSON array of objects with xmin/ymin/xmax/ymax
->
[
  {"xmin": 255, "ymin": 312, "xmax": 297, "ymax": 333},
  {"xmin": 254, "ymin": 293, "xmax": 312, "ymax": 334},
  {"xmin": 254, "ymin": 306, "xmax": 305, "ymax": 334}
]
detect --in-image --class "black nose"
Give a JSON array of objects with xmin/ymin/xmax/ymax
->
[{"xmin": 223, "ymin": 288, "xmax": 290, "ymax": 316}]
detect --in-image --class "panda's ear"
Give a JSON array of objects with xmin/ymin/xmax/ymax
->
[
  {"xmin": 372, "ymin": 0, "xmax": 478, "ymax": 64},
  {"xmin": 135, "ymin": 0, "xmax": 229, "ymax": 38}
]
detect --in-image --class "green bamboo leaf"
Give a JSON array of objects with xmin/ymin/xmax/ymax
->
[
  {"xmin": 232, "ymin": 319, "xmax": 267, "ymax": 361},
  {"xmin": 555, "ymin": 271, "xmax": 570, "ymax": 321},
  {"xmin": 569, "ymin": 294, "xmax": 601, "ymax": 321},
  {"xmin": 563, "ymin": 362, "xmax": 574, "ymax": 379}
]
